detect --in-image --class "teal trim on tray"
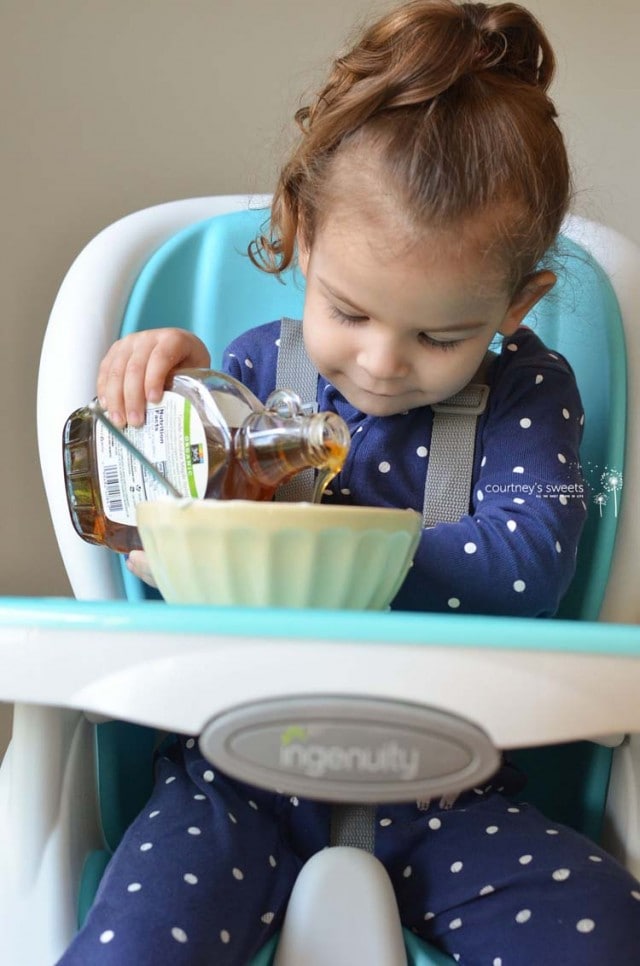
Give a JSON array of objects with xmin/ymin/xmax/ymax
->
[{"xmin": 2, "ymin": 597, "xmax": 640, "ymax": 656}]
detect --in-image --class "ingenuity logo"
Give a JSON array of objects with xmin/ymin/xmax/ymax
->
[{"xmin": 278, "ymin": 726, "xmax": 420, "ymax": 780}]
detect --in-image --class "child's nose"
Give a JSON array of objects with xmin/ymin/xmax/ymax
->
[{"xmin": 358, "ymin": 337, "xmax": 410, "ymax": 380}]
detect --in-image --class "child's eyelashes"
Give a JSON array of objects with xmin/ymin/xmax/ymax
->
[
  {"xmin": 328, "ymin": 305, "xmax": 367, "ymax": 325},
  {"xmin": 328, "ymin": 305, "xmax": 463, "ymax": 352},
  {"xmin": 418, "ymin": 333, "xmax": 462, "ymax": 352}
]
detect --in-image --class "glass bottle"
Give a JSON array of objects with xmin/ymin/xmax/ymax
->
[{"xmin": 63, "ymin": 369, "xmax": 350, "ymax": 553}]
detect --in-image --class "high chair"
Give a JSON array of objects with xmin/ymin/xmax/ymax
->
[{"xmin": 0, "ymin": 195, "xmax": 639, "ymax": 966}]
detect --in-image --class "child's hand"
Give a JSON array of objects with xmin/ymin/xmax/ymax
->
[
  {"xmin": 97, "ymin": 328, "xmax": 211, "ymax": 428},
  {"xmin": 125, "ymin": 550, "xmax": 158, "ymax": 588}
]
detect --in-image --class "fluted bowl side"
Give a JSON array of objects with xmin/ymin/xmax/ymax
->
[{"xmin": 136, "ymin": 500, "xmax": 422, "ymax": 610}]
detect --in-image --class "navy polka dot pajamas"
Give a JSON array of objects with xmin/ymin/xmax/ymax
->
[{"xmin": 57, "ymin": 323, "xmax": 640, "ymax": 964}]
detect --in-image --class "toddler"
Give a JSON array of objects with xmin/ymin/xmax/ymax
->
[{"xmin": 58, "ymin": 2, "xmax": 640, "ymax": 963}]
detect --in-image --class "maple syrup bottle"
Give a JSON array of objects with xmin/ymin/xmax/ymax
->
[{"xmin": 63, "ymin": 369, "xmax": 350, "ymax": 553}]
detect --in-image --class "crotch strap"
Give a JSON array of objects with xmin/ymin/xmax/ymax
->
[{"xmin": 274, "ymin": 317, "xmax": 489, "ymax": 849}]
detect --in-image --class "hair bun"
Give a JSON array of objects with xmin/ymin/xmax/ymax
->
[
  {"xmin": 261, "ymin": 1, "xmax": 569, "ymax": 278},
  {"xmin": 464, "ymin": 2, "xmax": 554, "ymax": 90}
]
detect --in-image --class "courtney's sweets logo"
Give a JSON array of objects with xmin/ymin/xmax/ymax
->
[
  {"xmin": 481, "ymin": 463, "xmax": 623, "ymax": 519},
  {"xmin": 590, "ymin": 467, "xmax": 623, "ymax": 518},
  {"xmin": 483, "ymin": 482, "xmax": 585, "ymax": 497},
  {"xmin": 278, "ymin": 725, "xmax": 420, "ymax": 780}
]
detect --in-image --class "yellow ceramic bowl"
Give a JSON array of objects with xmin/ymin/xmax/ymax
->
[{"xmin": 136, "ymin": 499, "xmax": 422, "ymax": 610}]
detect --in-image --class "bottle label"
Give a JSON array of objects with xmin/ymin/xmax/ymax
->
[{"xmin": 96, "ymin": 391, "xmax": 209, "ymax": 525}]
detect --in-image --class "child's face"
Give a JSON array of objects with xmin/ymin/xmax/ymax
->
[{"xmin": 298, "ymin": 210, "xmax": 553, "ymax": 417}]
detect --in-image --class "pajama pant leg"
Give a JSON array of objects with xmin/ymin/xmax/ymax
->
[
  {"xmin": 56, "ymin": 738, "xmax": 330, "ymax": 966},
  {"xmin": 376, "ymin": 790, "xmax": 640, "ymax": 965},
  {"xmin": 57, "ymin": 740, "xmax": 640, "ymax": 966}
]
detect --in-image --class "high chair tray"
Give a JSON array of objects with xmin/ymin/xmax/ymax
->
[{"xmin": 1, "ymin": 598, "xmax": 639, "ymax": 745}]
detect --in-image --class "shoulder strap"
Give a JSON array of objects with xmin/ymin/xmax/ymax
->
[
  {"xmin": 423, "ymin": 384, "xmax": 489, "ymax": 526},
  {"xmin": 275, "ymin": 317, "xmax": 319, "ymax": 407},
  {"xmin": 274, "ymin": 318, "xmax": 318, "ymax": 502},
  {"xmin": 274, "ymin": 317, "xmax": 488, "ymax": 521}
]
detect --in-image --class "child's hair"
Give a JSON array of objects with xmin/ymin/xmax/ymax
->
[{"xmin": 251, "ymin": 0, "xmax": 571, "ymax": 292}]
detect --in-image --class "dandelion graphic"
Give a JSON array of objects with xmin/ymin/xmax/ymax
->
[
  {"xmin": 593, "ymin": 492, "xmax": 608, "ymax": 518},
  {"xmin": 600, "ymin": 468, "xmax": 623, "ymax": 517}
]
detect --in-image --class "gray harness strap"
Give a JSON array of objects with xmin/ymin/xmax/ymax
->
[
  {"xmin": 273, "ymin": 317, "xmax": 489, "ymax": 847},
  {"xmin": 275, "ymin": 317, "xmax": 489, "ymax": 524},
  {"xmin": 274, "ymin": 318, "xmax": 320, "ymax": 503},
  {"xmin": 424, "ymin": 383, "xmax": 490, "ymax": 525},
  {"xmin": 330, "ymin": 803, "xmax": 376, "ymax": 851}
]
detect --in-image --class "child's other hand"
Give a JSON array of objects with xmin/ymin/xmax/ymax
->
[
  {"xmin": 125, "ymin": 550, "xmax": 158, "ymax": 588},
  {"xmin": 97, "ymin": 328, "xmax": 211, "ymax": 428}
]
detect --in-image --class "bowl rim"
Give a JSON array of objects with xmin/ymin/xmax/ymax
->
[{"xmin": 136, "ymin": 499, "xmax": 422, "ymax": 530}]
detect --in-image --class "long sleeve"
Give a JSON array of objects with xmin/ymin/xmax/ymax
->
[
  {"xmin": 220, "ymin": 321, "xmax": 587, "ymax": 618},
  {"xmin": 392, "ymin": 336, "xmax": 587, "ymax": 616}
]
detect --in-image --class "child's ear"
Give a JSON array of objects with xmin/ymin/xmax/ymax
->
[
  {"xmin": 499, "ymin": 270, "xmax": 556, "ymax": 336},
  {"xmin": 297, "ymin": 231, "xmax": 310, "ymax": 278}
]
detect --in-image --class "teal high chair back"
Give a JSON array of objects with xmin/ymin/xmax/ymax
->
[
  {"xmin": 115, "ymin": 205, "xmax": 625, "ymax": 622},
  {"xmin": 27, "ymin": 196, "xmax": 640, "ymax": 966}
]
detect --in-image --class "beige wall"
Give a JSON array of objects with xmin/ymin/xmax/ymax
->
[{"xmin": 1, "ymin": 0, "xmax": 638, "ymax": 603}]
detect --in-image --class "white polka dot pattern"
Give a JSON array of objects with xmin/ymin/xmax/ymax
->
[{"xmin": 66, "ymin": 327, "xmax": 606, "ymax": 965}]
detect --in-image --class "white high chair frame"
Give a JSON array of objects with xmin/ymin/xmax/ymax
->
[{"xmin": 0, "ymin": 196, "xmax": 638, "ymax": 965}]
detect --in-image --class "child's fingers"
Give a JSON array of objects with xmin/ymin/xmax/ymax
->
[
  {"xmin": 121, "ymin": 347, "xmax": 156, "ymax": 427},
  {"xmin": 97, "ymin": 332, "xmax": 171, "ymax": 427},
  {"xmin": 141, "ymin": 330, "xmax": 210, "ymax": 404},
  {"xmin": 97, "ymin": 341, "xmax": 134, "ymax": 427},
  {"xmin": 101, "ymin": 341, "xmax": 151, "ymax": 427},
  {"xmin": 96, "ymin": 330, "xmax": 211, "ymax": 428},
  {"xmin": 125, "ymin": 551, "xmax": 158, "ymax": 588}
]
